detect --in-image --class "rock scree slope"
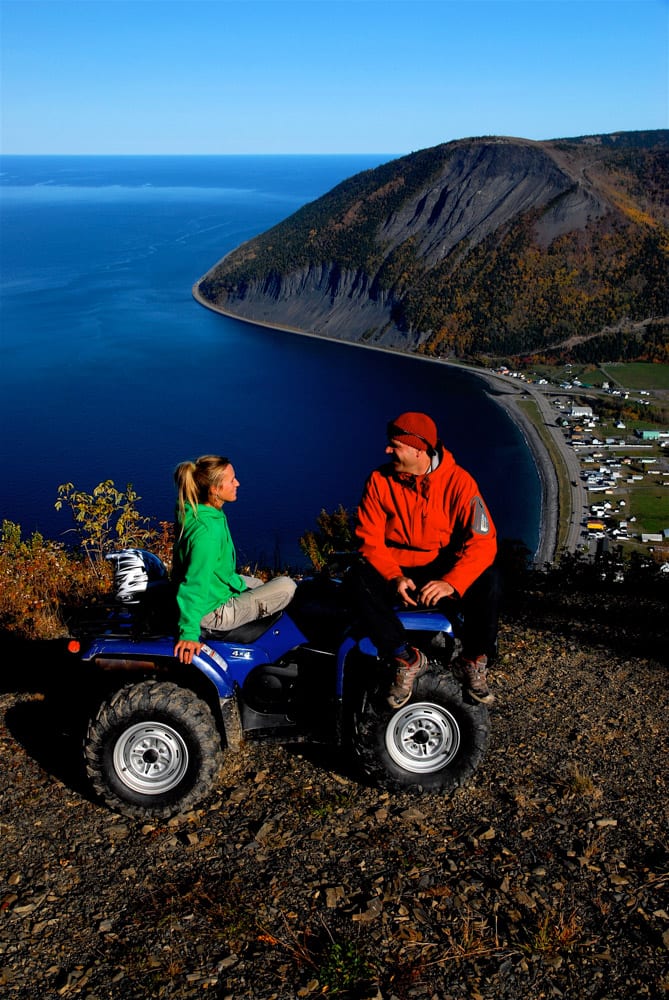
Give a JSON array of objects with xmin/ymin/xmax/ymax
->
[
  {"xmin": 0, "ymin": 572, "xmax": 668, "ymax": 999},
  {"xmin": 195, "ymin": 131, "xmax": 669, "ymax": 361}
]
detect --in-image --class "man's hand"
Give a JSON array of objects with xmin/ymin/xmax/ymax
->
[
  {"xmin": 394, "ymin": 576, "xmax": 418, "ymax": 606},
  {"xmin": 418, "ymin": 580, "xmax": 456, "ymax": 606},
  {"xmin": 174, "ymin": 639, "xmax": 203, "ymax": 663}
]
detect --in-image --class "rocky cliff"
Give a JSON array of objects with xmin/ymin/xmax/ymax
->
[{"xmin": 196, "ymin": 132, "xmax": 669, "ymax": 361}]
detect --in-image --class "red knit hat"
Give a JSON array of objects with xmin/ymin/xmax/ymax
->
[{"xmin": 387, "ymin": 412, "xmax": 438, "ymax": 453}]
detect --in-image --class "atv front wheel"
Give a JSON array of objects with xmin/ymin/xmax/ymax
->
[
  {"xmin": 85, "ymin": 680, "xmax": 223, "ymax": 820},
  {"xmin": 352, "ymin": 670, "xmax": 490, "ymax": 793}
]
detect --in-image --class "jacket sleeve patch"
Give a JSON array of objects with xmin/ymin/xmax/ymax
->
[{"xmin": 471, "ymin": 496, "xmax": 490, "ymax": 535}]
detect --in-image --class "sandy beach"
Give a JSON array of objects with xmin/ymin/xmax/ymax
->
[
  {"xmin": 458, "ymin": 370, "xmax": 560, "ymax": 566},
  {"xmin": 192, "ymin": 283, "xmax": 571, "ymax": 566}
]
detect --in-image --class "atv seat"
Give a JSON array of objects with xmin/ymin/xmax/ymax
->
[{"xmin": 200, "ymin": 610, "xmax": 284, "ymax": 644}]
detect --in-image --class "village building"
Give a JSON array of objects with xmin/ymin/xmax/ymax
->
[{"xmin": 570, "ymin": 405, "xmax": 594, "ymax": 419}]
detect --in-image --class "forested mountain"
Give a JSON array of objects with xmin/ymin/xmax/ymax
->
[{"xmin": 196, "ymin": 131, "xmax": 669, "ymax": 363}]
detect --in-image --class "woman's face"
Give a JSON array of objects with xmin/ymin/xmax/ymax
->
[{"xmin": 209, "ymin": 465, "xmax": 239, "ymax": 507}]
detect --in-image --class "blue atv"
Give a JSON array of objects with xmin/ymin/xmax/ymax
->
[{"xmin": 66, "ymin": 550, "xmax": 491, "ymax": 820}]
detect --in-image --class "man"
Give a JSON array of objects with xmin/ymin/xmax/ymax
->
[{"xmin": 350, "ymin": 412, "xmax": 500, "ymax": 708}]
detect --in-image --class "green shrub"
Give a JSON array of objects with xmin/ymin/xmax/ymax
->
[{"xmin": 55, "ymin": 479, "xmax": 158, "ymax": 574}]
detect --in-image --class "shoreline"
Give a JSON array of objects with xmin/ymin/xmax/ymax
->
[
  {"xmin": 461, "ymin": 372, "xmax": 559, "ymax": 567},
  {"xmin": 192, "ymin": 282, "xmax": 564, "ymax": 565}
]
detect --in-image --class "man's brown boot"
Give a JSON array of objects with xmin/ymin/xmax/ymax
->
[{"xmin": 454, "ymin": 654, "xmax": 495, "ymax": 705}]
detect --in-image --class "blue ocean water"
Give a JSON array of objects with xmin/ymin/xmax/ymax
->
[{"xmin": 0, "ymin": 155, "xmax": 540, "ymax": 567}]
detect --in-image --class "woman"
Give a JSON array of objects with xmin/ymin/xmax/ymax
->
[{"xmin": 172, "ymin": 455, "xmax": 296, "ymax": 664}]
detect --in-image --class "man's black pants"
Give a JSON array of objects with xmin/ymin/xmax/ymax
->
[{"xmin": 346, "ymin": 555, "xmax": 501, "ymax": 662}]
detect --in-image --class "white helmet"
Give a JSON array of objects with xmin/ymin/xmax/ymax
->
[{"xmin": 106, "ymin": 549, "xmax": 168, "ymax": 603}]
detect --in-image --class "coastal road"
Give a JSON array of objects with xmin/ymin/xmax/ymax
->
[
  {"xmin": 523, "ymin": 385, "xmax": 588, "ymax": 554},
  {"xmin": 474, "ymin": 370, "xmax": 588, "ymax": 563}
]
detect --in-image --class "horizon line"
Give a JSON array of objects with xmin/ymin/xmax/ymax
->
[{"xmin": 0, "ymin": 151, "xmax": 401, "ymax": 158}]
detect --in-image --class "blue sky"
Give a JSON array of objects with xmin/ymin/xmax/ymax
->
[{"xmin": 1, "ymin": 0, "xmax": 667, "ymax": 154}]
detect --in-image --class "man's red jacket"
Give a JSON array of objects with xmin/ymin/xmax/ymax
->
[{"xmin": 355, "ymin": 445, "xmax": 497, "ymax": 597}]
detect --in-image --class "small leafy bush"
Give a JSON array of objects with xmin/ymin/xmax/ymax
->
[
  {"xmin": 299, "ymin": 505, "xmax": 355, "ymax": 571},
  {"xmin": 1, "ymin": 480, "xmax": 174, "ymax": 641},
  {"xmin": 55, "ymin": 480, "xmax": 159, "ymax": 574},
  {"xmin": 316, "ymin": 937, "xmax": 373, "ymax": 994},
  {"xmin": 0, "ymin": 520, "xmax": 104, "ymax": 639}
]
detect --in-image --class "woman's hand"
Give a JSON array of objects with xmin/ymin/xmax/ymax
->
[{"xmin": 174, "ymin": 639, "xmax": 203, "ymax": 663}]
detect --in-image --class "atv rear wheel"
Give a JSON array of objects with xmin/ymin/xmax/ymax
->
[
  {"xmin": 85, "ymin": 680, "xmax": 223, "ymax": 820},
  {"xmin": 352, "ymin": 670, "xmax": 490, "ymax": 793}
]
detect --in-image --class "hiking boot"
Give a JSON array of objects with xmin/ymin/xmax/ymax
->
[
  {"xmin": 387, "ymin": 647, "xmax": 428, "ymax": 709},
  {"xmin": 454, "ymin": 654, "xmax": 495, "ymax": 705}
]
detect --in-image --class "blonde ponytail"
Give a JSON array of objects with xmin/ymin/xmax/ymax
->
[{"xmin": 174, "ymin": 455, "xmax": 230, "ymax": 524}]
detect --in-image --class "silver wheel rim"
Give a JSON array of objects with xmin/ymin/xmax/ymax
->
[
  {"xmin": 112, "ymin": 722, "xmax": 189, "ymax": 795},
  {"xmin": 385, "ymin": 701, "xmax": 460, "ymax": 774}
]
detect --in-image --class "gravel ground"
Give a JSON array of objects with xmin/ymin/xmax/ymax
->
[{"xmin": 1, "ymin": 575, "xmax": 667, "ymax": 1000}]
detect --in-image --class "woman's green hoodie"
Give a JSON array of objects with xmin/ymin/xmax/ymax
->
[{"xmin": 172, "ymin": 504, "xmax": 247, "ymax": 642}]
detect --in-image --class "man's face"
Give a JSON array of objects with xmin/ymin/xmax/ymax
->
[{"xmin": 386, "ymin": 438, "xmax": 427, "ymax": 475}]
